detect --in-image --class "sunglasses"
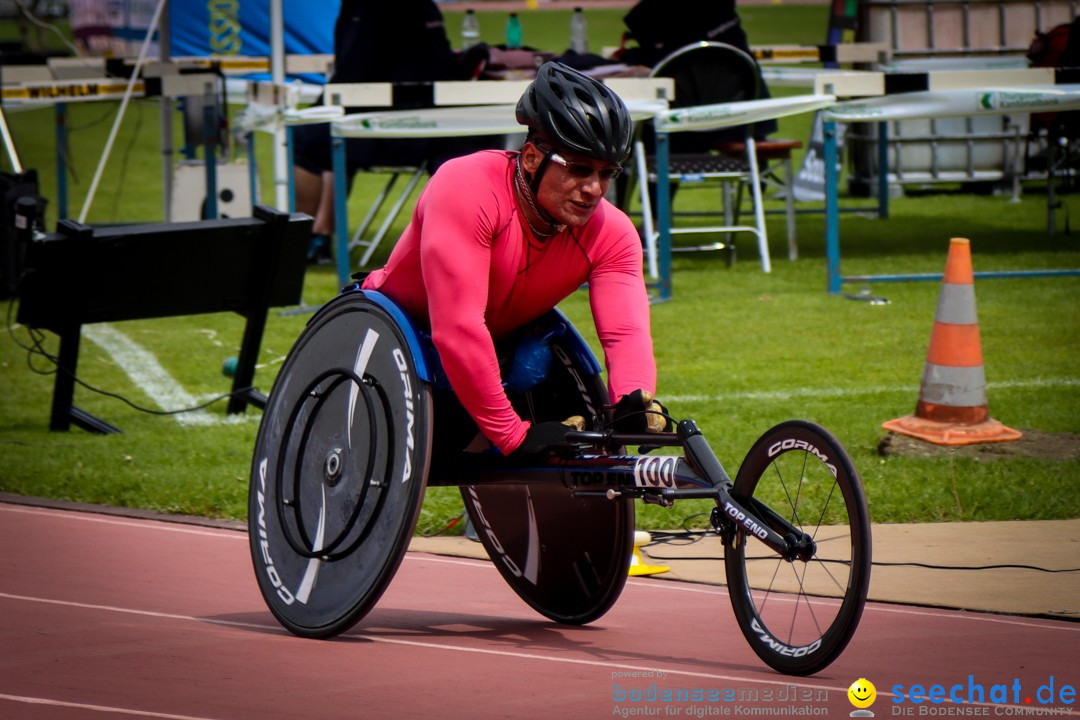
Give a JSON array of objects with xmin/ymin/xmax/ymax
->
[{"xmin": 548, "ymin": 152, "xmax": 623, "ymax": 182}]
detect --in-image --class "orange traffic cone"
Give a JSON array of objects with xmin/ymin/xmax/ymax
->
[
  {"xmin": 628, "ymin": 531, "xmax": 669, "ymax": 577},
  {"xmin": 882, "ymin": 238, "xmax": 1021, "ymax": 446}
]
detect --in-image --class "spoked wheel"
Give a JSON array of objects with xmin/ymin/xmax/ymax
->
[
  {"xmin": 723, "ymin": 420, "xmax": 871, "ymax": 675},
  {"xmin": 249, "ymin": 291, "xmax": 432, "ymax": 638}
]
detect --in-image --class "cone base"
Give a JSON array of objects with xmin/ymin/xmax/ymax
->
[
  {"xmin": 629, "ymin": 531, "xmax": 669, "ymax": 576},
  {"xmin": 882, "ymin": 414, "xmax": 1022, "ymax": 446},
  {"xmin": 629, "ymin": 563, "xmax": 670, "ymax": 577}
]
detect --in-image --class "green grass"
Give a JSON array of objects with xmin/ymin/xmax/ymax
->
[{"xmin": 2, "ymin": 5, "xmax": 1079, "ymax": 534}]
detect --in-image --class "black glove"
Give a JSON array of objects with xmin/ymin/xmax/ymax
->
[
  {"xmin": 513, "ymin": 417, "xmax": 584, "ymax": 457},
  {"xmin": 613, "ymin": 389, "xmax": 672, "ymax": 434}
]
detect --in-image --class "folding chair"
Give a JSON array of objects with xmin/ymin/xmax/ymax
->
[
  {"xmin": 635, "ymin": 42, "xmax": 772, "ymax": 273},
  {"xmin": 713, "ymin": 138, "xmax": 804, "ymax": 261}
]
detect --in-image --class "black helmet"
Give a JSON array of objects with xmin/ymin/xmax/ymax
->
[{"xmin": 516, "ymin": 61, "xmax": 633, "ymax": 164}]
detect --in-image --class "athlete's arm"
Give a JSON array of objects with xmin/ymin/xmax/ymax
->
[
  {"xmin": 586, "ymin": 206, "xmax": 658, "ymax": 404},
  {"xmin": 416, "ymin": 161, "xmax": 531, "ymax": 454}
]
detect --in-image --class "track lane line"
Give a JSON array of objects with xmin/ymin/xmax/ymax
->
[
  {"xmin": 0, "ymin": 694, "xmax": 230, "ymax": 720},
  {"xmin": 3, "ymin": 504, "xmax": 1075, "ymax": 631},
  {"xmin": 0, "ymin": 504, "xmax": 244, "ymax": 538},
  {"xmin": 2, "ymin": 590, "xmax": 1073, "ymax": 708},
  {"xmin": 0, "ymin": 591, "xmax": 853, "ymax": 699}
]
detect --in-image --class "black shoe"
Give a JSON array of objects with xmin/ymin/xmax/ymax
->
[{"xmin": 306, "ymin": 234, "xmax": 333, "ymax": 265}]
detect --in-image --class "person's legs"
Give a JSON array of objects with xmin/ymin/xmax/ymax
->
[
  {"xmin": 291, "ymin": 166, "xmax": 333, "ymax": 263},
  {"xmin": 293, "ymin": 165, "xmax": 323, "ymax": 217},
  {"xmin": 293, "ymin": 162, "xmax": 340, "ymax": 238},
  {"xmin": 312, "ymin": 170, "xmax": 336, "ymax": 236},
  {"xmin": 291, "ymin": 123, "xmax": 335, "ymax": 263}
]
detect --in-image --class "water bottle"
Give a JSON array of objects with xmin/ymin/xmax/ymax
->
[
  {"xmin": 461, "ymin": 9, "xmax": 480, "ymax": 51},
  {"xmin": 505, "ymin": 12, "xmax": 523, "ymax": 50},
  {"xmin": 570, "ymin": 7, "xmax": 588, "ymax": 54}
]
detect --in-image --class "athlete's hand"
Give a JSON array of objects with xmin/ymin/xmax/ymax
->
[
  {"xmin": 613, "ymin": 389, "xmax": 672, "ymax": 434},
  {"xmin": 513, "ymin": 416, "xmax": 585, "ymax": 457}
]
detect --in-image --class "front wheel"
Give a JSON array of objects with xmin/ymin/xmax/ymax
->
[
  {"xmin": 248, "ymin": 292, "xmax": 433, "ymax": 639},
  {"xmin": 723, "ymin": 421, "xmax": 871, "ymax": 675}
]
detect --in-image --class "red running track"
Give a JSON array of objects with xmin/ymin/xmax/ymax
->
[{"xmin": 1, "ymin": 502, "xmax": 1077, "ymax": 720}]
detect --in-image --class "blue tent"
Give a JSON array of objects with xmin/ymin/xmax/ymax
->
[{"xmin": 168, "ymin": 0, "xmax": 336, "ymax": 62}]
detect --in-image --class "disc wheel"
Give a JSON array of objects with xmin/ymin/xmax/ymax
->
[
  {"xmin": 458, "ymin": 314, "xmax": 634, "ymax": 626},
  {"xmin": 248, "ymin": 292, "xmax": 432, "ymax": 638},
  {"xmin": 723, "ymin": 420, "xmax": 871, "ymax": 675}
]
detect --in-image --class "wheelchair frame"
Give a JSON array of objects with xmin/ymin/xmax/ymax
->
[{"xmin": 248, "ymin": 287, "xmax": 872, "ymax": 676}]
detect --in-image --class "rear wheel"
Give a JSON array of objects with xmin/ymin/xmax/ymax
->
[
  {"xmin": 723, "ymin": 421, "xmax": 871, "ymax": 675},
  {"xmin": 457, "ymin": 312, "xmax": 634, "ymax": 625}
]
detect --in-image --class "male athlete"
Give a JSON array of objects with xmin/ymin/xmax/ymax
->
[{"xmin": 362, "ymin": 62, "xmax": 668, "ymax": 457}]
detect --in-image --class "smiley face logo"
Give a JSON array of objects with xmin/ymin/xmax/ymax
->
[{"xmin": 848, "ymin": 678, "xmax": 877, "ymax": 709}]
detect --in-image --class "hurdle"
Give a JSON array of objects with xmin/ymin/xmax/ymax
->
[
  {"xmin": 326, "ymin": 83, "xmax": 672, "ymax": 289},
  {"xmin": 817, "ymin": 66, "xmax": 1080, "ymax": 294}
]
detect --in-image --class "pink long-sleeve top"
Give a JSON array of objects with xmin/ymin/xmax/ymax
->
[{"xmin": 362, "ymin": 150, "xmax": 656, "ymax": 454}]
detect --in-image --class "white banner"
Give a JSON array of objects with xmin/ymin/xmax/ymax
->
[
  {"xmin": 654, "ymin": 94, "xmax": 837, "ymax": 133},
  {"xmin": 334, "ymin": 105, "xmax": 527, "ymax": 139},
  {"xmin": 825, "ymin": 86, "xmax": 1080, "ymax": 122},
  {"xmin": 333, "ymin": 100, "xmax": 669, "ymax": 139}
]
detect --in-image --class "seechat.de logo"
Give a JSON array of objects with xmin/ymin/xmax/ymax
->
[{"xmin": 891, "ymin": 676, "xmax": 1076, "ymax": 710}]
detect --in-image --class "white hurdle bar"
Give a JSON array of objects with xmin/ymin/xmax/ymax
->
[{"xmin": 813, "ymin": 66, "xmax": 1080, "ymax": 294}]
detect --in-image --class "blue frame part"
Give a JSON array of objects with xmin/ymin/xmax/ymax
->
[
  {"xmin": 352, "ymin": 289, "xmax": 439, "ymax": 384},
  {"xmin": 353, "ymin": 289, "xmax": 602, "ymax": 388}
]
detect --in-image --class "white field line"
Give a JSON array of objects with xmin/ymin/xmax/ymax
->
[
  {"xmin": 82, "ymin": 324, "xmax": 253, "ymax": 427},
  {"xmin": 78, "ymin": 322, "xmax": 1080, "ymax": 423},
  {"xmin": 667, "ymin": 377, "xmax": 1080, "ymax": 404}
]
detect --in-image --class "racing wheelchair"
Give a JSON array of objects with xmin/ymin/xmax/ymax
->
[{"xmin": 248, "ymin": 286, "xmax": 871, "ymax": 676}]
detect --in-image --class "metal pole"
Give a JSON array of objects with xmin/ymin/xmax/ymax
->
[
  {"xmin": 0, "ymin": 105, "xmax": 23, "ymax": 173},
  {"xmin": 656, "ymin": 131, "xmax": 672, "ymax": 301},
  {"xmin": 160, "ymin": 0, "xmax": 173, "ymax": 222},
  {"xmin": 877, "ymin": 121, "xmax": 889, "ymax": 219},
  {"xmin": 56, "ymin": 103, "xmax": 68, "ymax": 219},
  {"xmin": 634, "ymin": 139, "xmax": 657, "ymax": 279},
  {"xmin": 270, "ymin": 0, "xmax": 289, "ymax": 210},
  {"xmin": 332, "ymin": 133, "xmax": 350, "ymax": 286},
  {"xmin": 1047, "ymin": 138, "xmax": 1058, "ymax": 236},
  {"xmin": 248, "ymin": 131, "xmax": 259, "ymax": 212},
  {"xmin": 203, "ymin": 83, "xmax": 218, "ymax": 219},
  {"xmin": 286, "ymin": 125, "xmax": 296, "ymax": 212},
  {"xmin": 824, "ymin": 119, "xmax": 841, "ymax": 294}
]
